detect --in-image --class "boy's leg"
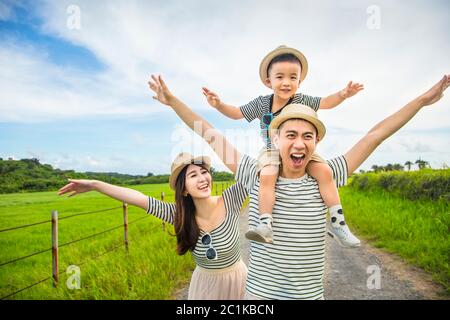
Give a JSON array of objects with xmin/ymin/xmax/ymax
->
[
  {"xmin": 306, "ymin": 159, "xmax": 361, "ymax": 248},
  {"xmin": 245, "ymin": 149, "xmax": 279, "ymax": 244},
  {"xmin": 245, "ymin": 165, "xmax": 278, "ymax": 243}
]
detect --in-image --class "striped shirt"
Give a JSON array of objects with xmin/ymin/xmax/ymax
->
[
  {"xmin": 236, "ymin": 154, "xmax": 348, "ymax": 300},
  {"xmin": 146, "ymin": 182, "xmax": 248, "ymax": 269},
  {"xmin": 240, "ymin": 93, "xmax": 322, "ymax": 148}
]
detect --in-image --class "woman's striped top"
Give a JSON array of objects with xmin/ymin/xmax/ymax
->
[
  {"xmin": 236, "ymin": 154, "xmax": 348, "ymax": 300},
  {"xmin": 146, "ymin": 182, "xmax": 248, "ymax": 269}
]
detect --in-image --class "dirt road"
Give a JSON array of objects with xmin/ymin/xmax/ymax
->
[{"xmin": 176, "ymin": 208, "xmax": 446, "ymax": 300}]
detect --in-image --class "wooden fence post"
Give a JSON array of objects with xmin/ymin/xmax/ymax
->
[
  {"xmin": 52, "ymin": 210, "xmax": 59, "ymax": 288},
  {"xmin": 161, "ymin": 192, "xmax": 166, "ymax": 231},
  {"xmin": 123, "ymin": 203, "xmax": 129, "ymax": 253}
]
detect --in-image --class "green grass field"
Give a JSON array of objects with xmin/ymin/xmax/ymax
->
[
  {"xmin": 340, "ymin": 186, "xmax": 450, "ymax": 294},
  {"xmin": 1, "ymin": 177, "xmax": 448, "ymax": 298},
  {"xmin": 0, "ymin": 182, "xmax": 231, "ymax": 300}
]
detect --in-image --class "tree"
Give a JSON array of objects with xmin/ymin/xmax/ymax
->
[
  {"xmin": 371, "ymin": 165, "xmax": 381, "ymax": 173},
  {"xmin": 415, "ymin": 159, "xmax": 429, "ymax": 170},
  {"xmin": 404, "ymin": 161, "xmax": 413, "ymax": 171},
  {"xmin": 147, "ymin": 172, "xmax": 154, "ymax": 177}
]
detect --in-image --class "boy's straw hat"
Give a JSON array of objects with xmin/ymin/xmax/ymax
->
[
  {"xmin": 269, "ymin": 104, "xmax": 326, "ymax": 140},
  {"xmin": 169, "ymin": 152, "xmax": 211, "ymax": 190},
  {"xmin": 259, "ymin": 45, "xmax": 309, "ymax": 88}
]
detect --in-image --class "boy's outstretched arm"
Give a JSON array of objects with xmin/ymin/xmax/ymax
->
[
  {"xmin": 319, "ymin": 81, "xmax": 364, "ymax": 110},
  {"xmin": 344, "ymin": 74, "xmax": 449, "ymax": 175},
  {"xmin": 149, "ymin": 75, "xmax": 241, "ymax": 174},
  {"xmin": 202, "ymin": 87, "xmax": 244, "ymax": 120}
]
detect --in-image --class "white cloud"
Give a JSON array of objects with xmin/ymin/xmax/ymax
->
[
  {"xmin": 1, "ymin": 0, "xmax": 449, "ymax": 173},
  {"xmin": 0, "ymin": 40, "xmax": 161, "ymax": 122}
]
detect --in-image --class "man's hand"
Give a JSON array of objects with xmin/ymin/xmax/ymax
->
[
  {"xmin": 339, "ymin": 81, "xmax": 364, "ymax": 99},
  {"xmin": 148, "ymin": 74, "xmax": 175, "ymax": 106},
  {"xmin": 420, "ymin": 74, "xmax": 450, "ymax": 106},
  {"xmin": 202, "ymin": 87, "xmax": 222, "ymax": 109}
]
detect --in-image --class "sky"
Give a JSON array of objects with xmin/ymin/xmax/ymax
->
[{"xmin": 0, "ymin": 0, "xmax": 449, "ymax": 175}]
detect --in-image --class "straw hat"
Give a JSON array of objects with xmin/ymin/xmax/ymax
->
[
  {"xmin": 169, "ymin": 152, "xmax": 211, "ymax": 190},
  {"xmin": 259, "ymin": 45, "xmax": 309, "ymax": 88},
  {"xmin": 269, "ymin": 104, "xmax": 326, "ymax": 140}
]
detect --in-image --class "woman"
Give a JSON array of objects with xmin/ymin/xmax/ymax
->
[{"xmin": 58, "ymin": 152, "xmax": 249, "ymax": 300}]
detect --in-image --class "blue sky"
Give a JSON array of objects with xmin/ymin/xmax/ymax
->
[{"xmin": 1, "ymin": 0, "xmax": 449, "ymax": 174}]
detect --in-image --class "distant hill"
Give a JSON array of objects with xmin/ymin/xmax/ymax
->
[{"xmin": 0, "ymin": 158, "xmax": 234, "ymax": 194}]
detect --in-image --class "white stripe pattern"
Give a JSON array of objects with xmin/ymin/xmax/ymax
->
[
  {"xmin": 236, "ymin": 154, "xmax": 348, "ymax": 300},
  {"xmin": 147, "ymin": 182, "xmax": 248, "ymax": 269}
]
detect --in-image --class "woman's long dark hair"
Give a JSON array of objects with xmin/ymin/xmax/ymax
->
[{"xmin": 173, "ymin": 163, "xmax": 211, "ymax": 255}]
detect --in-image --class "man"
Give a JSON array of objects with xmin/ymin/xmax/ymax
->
[{"xmin": 148, "ymin": 74, "xmax": 449, "ymax": 299}]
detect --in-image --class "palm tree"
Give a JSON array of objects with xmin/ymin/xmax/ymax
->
[
  {"xmin": 404, "ymin": 161, "xmax": 413, "ymax": 171},
  {"xmin": 415, "ymin": 159, "xmax": 429, "ymax": 170}
]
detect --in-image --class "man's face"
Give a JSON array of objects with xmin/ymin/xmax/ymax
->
[
  {"xmin": 265, "ymin": 61, "xmax": 302, "ymax": 100},
  {"xmin": 273, "ymin": 119, "xmax": 319, "ymax": 177}
]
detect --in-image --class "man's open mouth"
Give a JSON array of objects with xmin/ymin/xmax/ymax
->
[{"xmin": 290, "ymin": 153, "xmax": 305, "ymax": 166}]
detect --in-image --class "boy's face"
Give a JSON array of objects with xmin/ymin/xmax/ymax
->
[{"xmin": 265, "ymin": 61, "xmax": 302, "ymax": 100}]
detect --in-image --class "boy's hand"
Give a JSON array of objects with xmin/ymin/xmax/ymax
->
[
  {"xmin": 339, "ymin": 81, "xmax": 364, "ymax": 99},
  {"xmin": 148, "ymin": 74, "xmax": 175, "ymax": 106},
  {"xmin": 202, "ymin": 87, "xmax": 222, "ymax": 109}
]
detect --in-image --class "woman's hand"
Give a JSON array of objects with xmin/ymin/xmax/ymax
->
[
  {"xmin": 58, "ymin": 179, "xmax": 97, "ymax": 197},
  {"xmin": 148, "ymin": 74, "xmax": 176, "ymax": 106}
]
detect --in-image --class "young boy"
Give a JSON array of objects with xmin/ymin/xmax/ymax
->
[{"xmin": 202, "ymin": 45, "xmax": 363, "ymax": 247}]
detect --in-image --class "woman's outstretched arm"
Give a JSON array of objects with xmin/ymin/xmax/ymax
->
[
  {"xmin": 148, "ymin": 75, "xmax": 241, "ymax": 174},
  {"xmin": 344, "ymin": 74, "xmax": 450, "ymax": 175},
  {"xmin": 58, "ymin": 179, "xmax": 149, "ymax": 210},
  {"xmin": 58, "ymin": 179, "xmax": 175, "ymax": 223}
]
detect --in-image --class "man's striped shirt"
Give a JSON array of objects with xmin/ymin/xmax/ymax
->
[
  {"xmin": 236, "ymin": 154, "xmax": 348, "ymax": 300},
  {"xmin": 146, "ymin": 182, "xmax": 248, "ymax": 269}
]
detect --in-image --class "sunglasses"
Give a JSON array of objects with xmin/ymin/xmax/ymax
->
[
  {"xmin": 201, "ymin": 233, "xmax": 218, "ymax": 260},
  {"xmin": 262, "ymin": 113, "xmax": 273, "ymax": 126},
  {"xmin": 262, "ymin": 113, "xmax": 273, "ymax": 144}
]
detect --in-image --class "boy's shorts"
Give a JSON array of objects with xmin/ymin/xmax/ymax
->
[{"xmin": 257, "ymin": 148, "xmax": 326, "ymax": 172}]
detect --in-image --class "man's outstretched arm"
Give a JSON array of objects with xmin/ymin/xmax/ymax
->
[{"xmin": 344, "ymin": 74, "xmax": 450, "ymax": 175}]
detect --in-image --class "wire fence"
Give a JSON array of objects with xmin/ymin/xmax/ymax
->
[
  {"xmin": 0, "ymin": 205, "xmax": 122, "ymax": 233},
  {"xmin": 0, "ymin": 181, "xmax": 234, "ymax": 300}
]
